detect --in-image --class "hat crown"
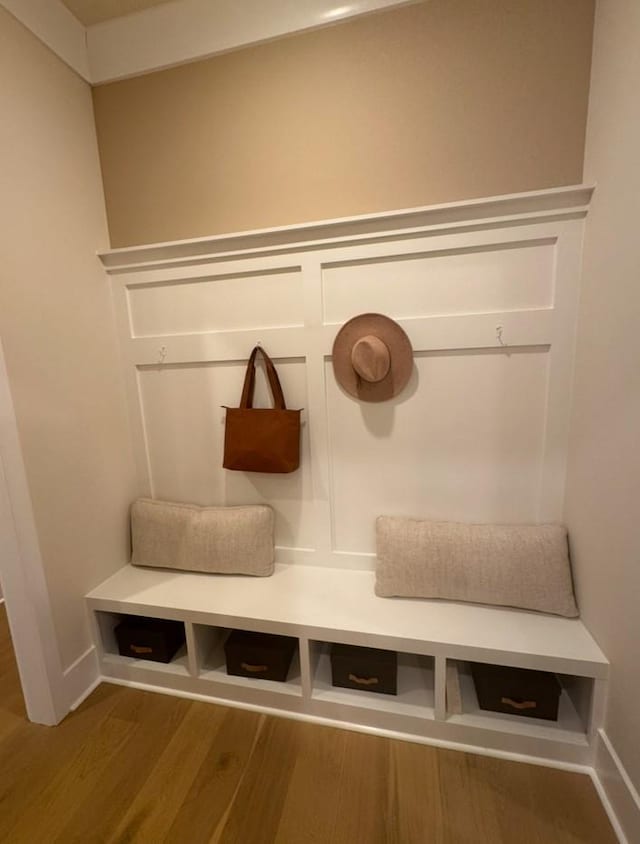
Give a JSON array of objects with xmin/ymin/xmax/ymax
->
[
  {"xmin": 351, "ymin": 335, "xmax": 391, "ymax": 383},
  {"xmin": 331, "ymin": 313, "xmax": 413, "ymax": 402}
]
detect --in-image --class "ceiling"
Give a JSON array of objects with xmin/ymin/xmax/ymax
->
[{"xmin": 61, "ymin": 0, "xmax": 176, "ymax": 26}]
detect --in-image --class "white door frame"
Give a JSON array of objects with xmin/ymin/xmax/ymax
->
[{"xmin": 0, "ymin": 335, "xmax": 67, "ymax": 725}]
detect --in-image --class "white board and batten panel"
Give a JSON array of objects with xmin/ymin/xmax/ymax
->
[
  {"xmin": 326, "ymin": 349, "xmax": 550, "ymax": 554},
  {"xmin": 321, "ymin": 239, "xmax": 556, "ymax": 323},
  {"xmin": 127, "ymin": 265, "xmax": 304, "ymax": 338},
  {"xmin": 103, "ymin": 187, "xmax": 590, "ymax": 570}
]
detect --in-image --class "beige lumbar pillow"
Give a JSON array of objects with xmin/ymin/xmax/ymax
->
[
  {"xmin": 375, "ymin": 516, "xmax": 578, "ymax": 617},
  {"xmin": 131, "ymin": 498, "xmax": 275, "ymax": 576}
]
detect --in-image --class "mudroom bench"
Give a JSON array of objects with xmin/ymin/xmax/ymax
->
[{"xmin": 86, "ymin": 563, "xmax": 608, "ymax": 767}]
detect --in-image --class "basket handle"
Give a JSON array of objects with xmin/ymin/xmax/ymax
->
[
  {"xmin": 501, "ymin": 697, "xmax": 537, "ymax": 711},
  {"xmin": 241, "ymin": 662, "xmax": 268, "ymax": 673},
  {"xmin": 348, "ymin": 673, "xmax": 379, "ymax": 686}
]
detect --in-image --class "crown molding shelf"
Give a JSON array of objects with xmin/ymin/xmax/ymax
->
[{"xmin": 98, "ymin": 184, "xmax": 594, "ymax": 273}]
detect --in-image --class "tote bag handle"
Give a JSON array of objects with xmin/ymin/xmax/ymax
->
[
  {"xmin": 223, "ymin": 345, "xmax": 300, "ymax": 473},
  {"xmin": 240, "ymin": 346, "xmax": 287, "ymax": 410}
]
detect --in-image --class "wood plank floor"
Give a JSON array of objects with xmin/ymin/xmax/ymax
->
[{"xmin": 0, "ymin": 605, "xmax": 617, "ymax": 843}]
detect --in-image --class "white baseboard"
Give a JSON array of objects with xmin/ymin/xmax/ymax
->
[
  {"xmin": 90, "ymin": 675, "xmax": 638, "ymax": 842},
  {"xmin": 591, "ymin": 729, "xmax": 640, "ymax": 844},
  {"xmin": 62, "ymin": 645, "xmax": 100, "ymax": 712},
  {"xmin": 100, "ymin": 674, "xmax": 592, "ymax": 775},
  {"xmin": 67, "ymin": 667, "xmax": 640, "ymax": 844}
]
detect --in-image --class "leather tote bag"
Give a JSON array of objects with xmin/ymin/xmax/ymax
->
[{"xmin": 223, "ymin": 346, "xmax": 301, "ymax": 473}]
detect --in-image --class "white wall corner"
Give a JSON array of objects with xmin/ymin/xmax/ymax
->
[
  {"xmin": 0, "ymin": 0, "xmax": 90, "ymax": 81},
  {"xmin": 592, "ymin": 730, "xmax": 640, "ymax": 844}
]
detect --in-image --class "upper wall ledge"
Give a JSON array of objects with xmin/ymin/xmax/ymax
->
[{"xmin": 99, "ymin": 184, "xmax": 594, "ymax": 274}]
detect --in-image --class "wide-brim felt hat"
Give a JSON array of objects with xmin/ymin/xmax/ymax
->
[{"xmin": 332, "ymin": 313, "xmax": 413, "ymax": 402}]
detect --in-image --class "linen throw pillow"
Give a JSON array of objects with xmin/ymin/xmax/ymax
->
[
  {"xmin": 375, "ymin": 516, "xmax": 578, "ymax": 617},
  {"xmin": 131, "ymin": 498, "xmax": 275, "ymax": 576}
]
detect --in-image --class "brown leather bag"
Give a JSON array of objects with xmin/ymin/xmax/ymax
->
[{"xmin": 223, "ymin": 346, "xmax": 301, "ymax": 473}]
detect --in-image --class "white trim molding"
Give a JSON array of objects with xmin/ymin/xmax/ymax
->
[
  {"xmin": 99, "ymin": 184, "xmax": 594, "ymax": 272},
  {"xmin": 0, "ymin": 337, "xmax": 69, "ymax": 724},
  {"xmin": 0, "ymin": 0, "xmax": 90, "ymax": 80},
  {"xmin": 62, "ymin": 644, "xmax": 100, "ymax": 712},
  {"xmin": 87, "ymin": 0, "xmax": 418, "ymax": 83},
  {"xmin": 0, "ymin": 0, "xmax": 416, "ymax": 85},
  {"xmin": 102, "ymin": 673, "xmax": 598, "ymax": 773},
  {"xmin": 593, "ymin": 730, "xmax": 640, "ymax": 844},
  {"xmin": 0, "ymin": 335, "xmax": 101, "ymax": 724}
]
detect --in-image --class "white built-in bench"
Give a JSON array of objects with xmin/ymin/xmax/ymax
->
[
  {"xmin": 87, "ymin": 563, "xmax": 608, "ymax": 767},
  {"xmin": 91, "ymin": 187, "xmax": 602, "ymax": 768}
]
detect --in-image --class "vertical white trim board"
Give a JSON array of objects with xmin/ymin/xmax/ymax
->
[
  {"xmin": 0, "ymin": 337, "xmax": 67, "ymax": 724},
  {"xmin": 0, "ymin": 335, "xmax": 101, "ymax": 723}
]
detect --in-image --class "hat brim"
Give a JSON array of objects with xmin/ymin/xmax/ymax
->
[{"xmin": 331, "ymin": 313, "xmax": 413, "ymax": 402}]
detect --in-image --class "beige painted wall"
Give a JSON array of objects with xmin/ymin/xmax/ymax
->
[
  {"xmin": 564, "ymin": 0, "xmax": 640, "ymax": 792},
  {"xmin": 93, "ymin": 0, "xmax": 595, "ymax": 248},
  {"xmin": 0, "ymin": 8, "xmax": 137, "ymax": 668}
]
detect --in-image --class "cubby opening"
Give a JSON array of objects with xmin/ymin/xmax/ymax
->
[
  {"xmin": 446, "ymin": 659, "xmax": 592, "ymax": 743},
  {"xmin": 94, "ymin": 611, "xmax": 190, "ymax": 676},
  {"xmin": 309, "ymin": 641, "xmax": 435, "ymax": 718},
  {"xmin": 192, "ymin": 624, "xmax": 303, "ymax": 696}
]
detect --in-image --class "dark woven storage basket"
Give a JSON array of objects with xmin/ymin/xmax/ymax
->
[
  {"xmin": 470, "ymin": 662, "xmax": 561, "ymax": 721},
  {"xmin": 115, "ymin": 616, "xmax": 185, "ymax": 664},
  {"xmin": 224, "ymin": 630, "xmax": 297, "ymax": 682},
  {"xmin": 330, "ymin": 643, "xmax": 398, "ymax": 695}
]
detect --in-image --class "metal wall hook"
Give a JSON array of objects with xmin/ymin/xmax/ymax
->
[
  {"xmin": 158, "ymin": 345, "xmax": 167, "ymax": 364},
  {"xmin": 496, "ymin": 325, "xmax": 505, "ymax": 346}
]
